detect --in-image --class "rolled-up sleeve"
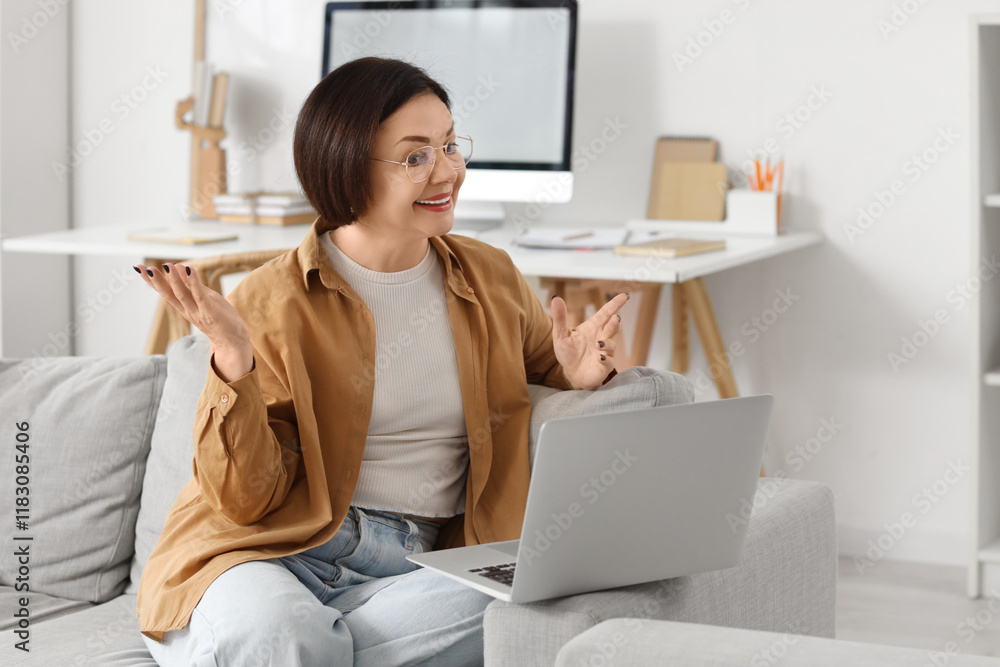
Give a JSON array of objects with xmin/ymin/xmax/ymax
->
[{"xmin": 192, "ymin": 348, "xmax": 301, "ymax": 526}]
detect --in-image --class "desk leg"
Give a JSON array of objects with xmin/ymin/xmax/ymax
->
[
  {"xmin": 628, "ymin": 283, "xmax": 661, "ymax": 367},
  {"xmin": 145, "ymin": 299, "xmax": 172, "ymax": 355},
  {"xmin": 683, "ymin": 278, "xmax": 738, "ymax": 399}
]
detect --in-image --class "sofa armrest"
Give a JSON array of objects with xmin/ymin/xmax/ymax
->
[
  {"xmin": 555, "ymin": 619, "xmax": 1000, "ymax": 667},
  {"xmin": 484, "ymin": 478, "xmax": 837, "ymax": 667}
]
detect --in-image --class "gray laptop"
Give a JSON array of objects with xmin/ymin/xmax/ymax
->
[{"xmin": 406, "ymin": 394, "xmax": 774, "ymax": 603}]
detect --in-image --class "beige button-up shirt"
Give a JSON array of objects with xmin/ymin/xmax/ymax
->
[{"xmin": 137, "ymin": 218, "xmax": 614, "ymax": 642}]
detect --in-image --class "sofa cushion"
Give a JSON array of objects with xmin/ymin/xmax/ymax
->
[
  {"xmin": 126, "ymin": 333, "xmax": 211, "ymax": 595},
  {"xmin": 0, "ymin": 354, "xmax": 166, "ymax": 603},
  {"xmin": 555, "ymin": 618, "xmax": 1000, "ymax": 667},
  {"xmin": 0, "ymin": 585, "xmax": 93, "ymax": 632},
  {"xmin": 0, "ymin": 594, "xmax": 156, "ymax": 667},
  {"xmin": 527, "ymin": 366, "xmax": 695, "ymax": 466}
]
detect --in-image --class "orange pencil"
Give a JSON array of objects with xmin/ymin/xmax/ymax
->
[
  {"xmin": 776, "ymin": 160, "xmax": 784, "ymax": 231},
  {"xmin": 754, "ymin": 159, "xmax": 762, "ymax": 191}
]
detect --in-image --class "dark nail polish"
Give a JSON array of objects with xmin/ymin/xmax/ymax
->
[
  {"xmin": 551, "ymin": 294, "xmax": 559, "ymax": 301},
  {"xmin": 600, "ymin": 354, "xmax": 606, "ymax": 361},
  {"xmin": 185, "ymin": 266, "xmax": 191, "ymax": 276},
  {"xmin": 626, "ymin": 292, "xmax": 631, "ymax": 300},
  {"xmin": 146, "ymin": 269, "xmax": 153, "ymax": 277},
  {"xmin": 617, "ymin": 314, "xmax": 622, "ymax": 322},
  {"xmin": 133, "ymin": 266, "xmax": 140, "ymax": 274},
  {"xmin": 599, "ymin": 341, "xmax": 605, "ymax": 348},
  {"xmin": 162, "ymin": 263, "xmax": 170, "ymax": 273}
]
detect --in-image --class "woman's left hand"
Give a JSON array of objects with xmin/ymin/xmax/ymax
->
[{"xmin": 550, "ymin": 292, "xmax": 629, "ymax": 390}]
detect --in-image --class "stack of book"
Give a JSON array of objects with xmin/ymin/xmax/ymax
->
[{"xmin": 212, "ymin": 192, "xmax": 317, "ymax": 225}]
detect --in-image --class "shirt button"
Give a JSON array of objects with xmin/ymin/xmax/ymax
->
[
  {"xmin": 220, "ymin": 394, "xmax": 229, "ymax": 403},
  {"xmin": 466, "ymin": 287, "xmax": 475, "ymax": 294}
]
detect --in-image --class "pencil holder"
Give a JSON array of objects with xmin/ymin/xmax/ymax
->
[
  {"xmin": 176, "ymin": 96, "xmax": 227, "ymax": 219},
  {"xmin": 627, "ymin": 190, "xmax": 780, "ymax": 237}
]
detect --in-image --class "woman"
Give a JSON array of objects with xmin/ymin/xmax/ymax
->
[{"xmin": 135, "ymin": 57, "xmax": 628, "ymax": 666}]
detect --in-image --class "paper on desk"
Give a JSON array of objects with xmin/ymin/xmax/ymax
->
[{"xmin": 513, "ymin": 228, "xmax": 630, "ymax": 249}]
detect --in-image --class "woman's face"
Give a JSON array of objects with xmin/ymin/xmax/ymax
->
[{"xmin": 360, "ymin": 93, "xmax": 465, "ymax": 239}]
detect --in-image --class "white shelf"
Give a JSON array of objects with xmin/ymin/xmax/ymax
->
[
  {"xmin": 970, "ymin": 16, "xmax": 1000, "ymax": 598},
  {"xmin": 979, "ymin": 539, "xmax": 1000, "ymax": 563}
]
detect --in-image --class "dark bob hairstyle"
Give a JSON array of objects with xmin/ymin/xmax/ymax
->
[{"xmin": 293, "ymin": 57, "xmax": 451, "ymax": 235}]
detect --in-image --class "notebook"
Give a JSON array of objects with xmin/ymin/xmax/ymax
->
[
  {"xmin": 126, "ymin": 228, "xmax": 239, "ymax": 245},
  {"xmin": 613, "ymin": 237, "xmax": 726, "ymax": 258}
]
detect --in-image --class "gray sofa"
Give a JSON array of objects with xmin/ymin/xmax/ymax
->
[
  {"xmin": 555, "ymin": 619, "xmax": 1000, "ymax": 666},
  {"xmin": 1, "ymin": 331, "xmax": 842, "ymax": 666}
]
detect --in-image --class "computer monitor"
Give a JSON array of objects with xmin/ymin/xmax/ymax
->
[{"xmin": 322, "ymin": 0, "xmax": 579, "ymax": 228}]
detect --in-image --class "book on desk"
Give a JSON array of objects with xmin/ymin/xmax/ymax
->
[
  {"xmin": 613, "ymin": 237, "xmax": 726, "ymax": 258},
  {"xmin": 126, "ymin": 228, "xmax": 239, "ymax": 245}
]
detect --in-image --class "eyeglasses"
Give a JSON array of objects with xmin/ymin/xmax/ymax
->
[{"xmin": 371, "ymin": 135, "xmax": 473, "ymax": 183}]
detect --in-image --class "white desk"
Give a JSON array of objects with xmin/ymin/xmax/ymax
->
[
  {"xmin": 477, "ymin": 226, "xmax": 821, "ymax": 284},
  {"xmin": 2, "ymin": 219, "xmax": 821, "ymax": 284},
  {"xmin": 1, "ymin": 220, "xmax": 822, "ymax": 402},
  {"xmin": 1, "ymin": 220, "xmax": 311, "ymax": 259}
]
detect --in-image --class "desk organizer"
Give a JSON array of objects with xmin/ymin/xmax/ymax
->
[
  {"xmin": 175, "ymin": 96, "xmax": 226, "ymax": 219},
  {"xmin": 627, "ymin": 190, "xmax": 779, "ymax": 237}
]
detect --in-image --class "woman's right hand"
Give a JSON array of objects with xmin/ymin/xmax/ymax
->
[{"xmin": 135, "ymin": 262, "xmax": 252, "ymax": 352}]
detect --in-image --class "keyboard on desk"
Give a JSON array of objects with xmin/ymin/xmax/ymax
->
[{"xmin": 469, "ymin": 562, "xmax": 516, "ymax": 586}]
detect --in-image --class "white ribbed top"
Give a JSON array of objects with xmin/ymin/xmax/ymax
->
[{"xmin": 321, "ymin": 232, "xmax": 468, "ymax": 518}]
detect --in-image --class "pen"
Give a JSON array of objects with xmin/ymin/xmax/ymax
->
[{"xmin": 561, "ymin": 231, "xmax": 594, "ymax": 241}]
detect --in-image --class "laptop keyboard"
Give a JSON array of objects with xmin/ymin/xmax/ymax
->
[{"xmin": 469, "ymin": 562, "xmax": 516, "ymax": 585}]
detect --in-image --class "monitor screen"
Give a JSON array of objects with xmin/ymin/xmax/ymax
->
[{"xmin": 322, "ymin": 1, "xmax": 577, "ymax": 174}]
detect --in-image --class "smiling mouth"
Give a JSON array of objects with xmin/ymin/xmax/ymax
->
[{"xmin": 415, "ymin": 194, "xmax": 452, "ymax": 205}]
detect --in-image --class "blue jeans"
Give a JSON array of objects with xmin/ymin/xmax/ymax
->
[{"xmin": 142, "ymin": 506, "xmax": 495, "ymax": 666}]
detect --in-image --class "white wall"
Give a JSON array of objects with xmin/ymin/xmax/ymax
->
[
  {"xmin": 0, "ymin": 0, "xmax": 71, "ymax": 358},
  {"xmin": 63, "ymin": 0, "xmax": 995, "ymax": 567}
]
